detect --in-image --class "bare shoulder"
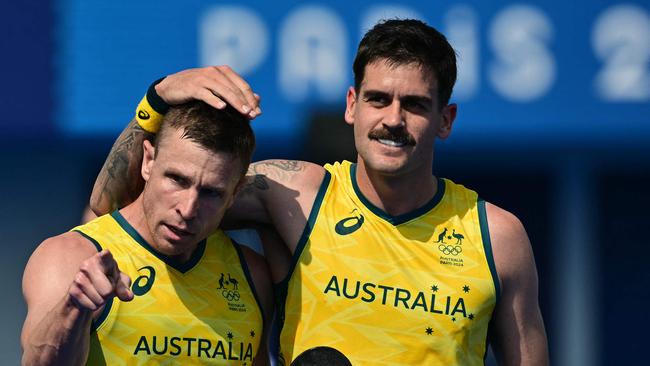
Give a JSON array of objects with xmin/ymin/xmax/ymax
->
[
  {"xmin": 22, "ymin": 232, "xmax": 100, "ymax": 344},
  {"xmin": 24, "ymin": 232, "xmax": 99, "ymax": 297},
  {"xmin": 484, "ymin": 202, "xmax": 536, "ymax": 284}
]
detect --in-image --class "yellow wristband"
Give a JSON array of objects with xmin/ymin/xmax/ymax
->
[
  {"xmin": 135, "ymin": 95, "xmax": 164, "ymax": 133},
  {"xmin": 135, "ymin": 77, "xmax": 169, "ymax": 133}
]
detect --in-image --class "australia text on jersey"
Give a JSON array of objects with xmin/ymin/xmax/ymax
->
[{"xmin": 323, "ymin": 275, "xmax": 471, "ymax": 319}]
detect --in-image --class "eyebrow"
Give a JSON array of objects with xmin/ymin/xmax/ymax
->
[{"xmin": 362, "ymin": 89, "xmax": 432, "ymax": 104}]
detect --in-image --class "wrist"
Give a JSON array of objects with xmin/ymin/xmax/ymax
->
[{"xmin": 135, "ymin": 77, "xmax": 170, "ymax": 133}]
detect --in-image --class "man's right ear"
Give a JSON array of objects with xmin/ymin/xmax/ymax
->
[{"xmin": 141, "ymin": 140, "xmax": 155, "ymax": 181}]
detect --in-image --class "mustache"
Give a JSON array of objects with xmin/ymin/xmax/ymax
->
[{"xmin": 368, "ymin": 127, "xmax": 416, "ymax": 146}]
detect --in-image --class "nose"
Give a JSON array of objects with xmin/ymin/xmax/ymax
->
[
  {"xmin": 177, "ymin": 189, "xmax": 199, "ymax": 220},
  {"xmin": 383, "ymin": 100, "xmax": 405, "ymax": 129}
]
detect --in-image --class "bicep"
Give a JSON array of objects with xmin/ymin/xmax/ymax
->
[
  {"xmin": 487, "ymin": 203, "xmax": 549, "ymax": 366},
  {"xmin": 227, "ymin": 160, "xmax": 325, "ymax": 245},
  {"xmin": 21, "ymin": 235, "xmax": 97, "ymax": 347}
]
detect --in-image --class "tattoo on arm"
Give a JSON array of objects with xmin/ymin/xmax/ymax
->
[
  {"xmin": 241, "ymin": 160, "xmax": 305, "ymax": 195},
  {"xmin": 90, "ymin": 119, "xmax": 154, "ymax": 214}
]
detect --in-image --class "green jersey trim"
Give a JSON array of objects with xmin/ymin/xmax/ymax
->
[
  {"xmin": 232, "ymin": 241, "xmax": 266, "ymax": 328},
  {"xmin": 72, "ymin": 229, "xmax": 112, "ymax": 331},
  {"xmin": 478, "ymin": 199, "xmax": 501, "ymax": 301},
  {"xmin": 349, "ymin": 163, "xmax": 446, "ymax": 226},
  {"xmin": 110, "ymin": 210, "xmax": 206, "ymax": 274},
  {"xmin": 72, "ymin": 229, "xmax": 103, "ymax": 252},
  {"xmin": 275, "ymin": 170, "xmax": 332, "ymax": 350}
]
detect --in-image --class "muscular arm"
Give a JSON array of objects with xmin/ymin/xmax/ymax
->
[
  {"xmin": 90, "ymin": 119, "xmax": 151, "ymax": 214},
  {"xmin": 21, "ymin": 233, "xmax": 132, "ymax": 365},
  {"xmin": 487, "ymin": 203, "xmax": 549, "ymax": 366},
  {"xmin": 226, "ymin": 160, "xmax": 325, "ymax": 253}
]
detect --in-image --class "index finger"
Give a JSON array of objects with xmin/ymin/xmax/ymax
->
[
  {"xmin": 215, "ymin": 66, "xmax": 261, "ymax": 118},
  {"xmin": 97, "ymin": 249, "xmax": 119, "ymax": 282}
]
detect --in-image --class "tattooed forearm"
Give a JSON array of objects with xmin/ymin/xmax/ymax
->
[
  {"xmin": 90, "ymin": 119, "xmax": 154, "ymax": 214},
  {"xmin": 241, "ymin": 160, "xmax": 305, "ymax": 196},
  {"xmin": 262, "ymin": 160, "xmax": 302, "ymax": 172}
]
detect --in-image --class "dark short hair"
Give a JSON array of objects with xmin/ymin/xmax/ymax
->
[
  {"xmin": 157, "ymin": 101, "xmax": 255, "ymax": 176},
  {"xmin": 290, "ymin": 346, "xmax": 352, "ymax": 366},
  {"xmin": 353, "ymin": 18, "xmax": 457, "ymax": 108}
]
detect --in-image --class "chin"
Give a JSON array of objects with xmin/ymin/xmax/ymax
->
[{"xmin": 365, "ymin": 158, "xmax": 410, "ymax": 176}]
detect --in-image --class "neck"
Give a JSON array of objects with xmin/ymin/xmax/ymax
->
[
  {"xmin": 119, "ymin": 196, "xmax": 195, "ymax": 264},
  {"xmin": 355, "ymin": 158, "xmax": 437, "ymax": 217}
]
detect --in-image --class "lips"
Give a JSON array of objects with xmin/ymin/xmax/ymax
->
[
  {"xmin": 163, "ymin": 223, "xmax": 194, "ymax": 239},
  {"xmin": 377, "ymin": 138, "xmax": 407, "ymax": 147},
  {"xmin": 368, "ymin": 128, "xmax": 415, "ymax": 147}
]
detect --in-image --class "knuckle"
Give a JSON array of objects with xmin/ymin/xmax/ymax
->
[{"xmin": 73, "ymin": 272, "xmax": 87, "ymax": 286}]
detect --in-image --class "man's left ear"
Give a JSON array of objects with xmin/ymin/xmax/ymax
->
[
  {"xmin": 142, "ymin": 139, "xmax": 156, "ymax": 181},
  {"xmin": 437, "ymin": 103, "xmax": 457, "ymax": 139},
  {"xmin": 228, "ymin": 175, "xmax": 249, "ymax": 209}
]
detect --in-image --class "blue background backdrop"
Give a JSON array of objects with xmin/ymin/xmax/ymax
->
[{"xmin": 1, "ymin": 1, "xmax": 649, "ymax": 364}]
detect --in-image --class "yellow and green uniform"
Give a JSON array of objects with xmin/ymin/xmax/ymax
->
[
  {"xmin": 277, "ymin": 161, "xmax": 500, "ymax": 365},
  {"xmin": 72, "ymin": 211, "xmax": 264, "ymax": 365}
]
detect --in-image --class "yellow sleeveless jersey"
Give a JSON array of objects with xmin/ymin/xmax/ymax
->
[
  {"xmin": 277, "ymin": 161, "xmax": 500, "ymax": 365},
  {"xmin": 71, "ymin": 211, "xmax": 264, "ymax": 365}
]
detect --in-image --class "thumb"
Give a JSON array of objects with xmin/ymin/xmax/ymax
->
[{"xmin": 115, "ymin": 271, "xmax": 134, "ymax": 302}]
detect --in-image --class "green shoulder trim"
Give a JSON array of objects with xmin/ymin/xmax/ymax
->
[
  {"xmin": 274, "ymin": 170, "xmax": 332, "ymax": 339},
  {"xmin": 281, "ymin": 170, "xmax": 331, "ymax": 284},
  {"xmin": 231, "ymin": 240, "xmax": 266, "ymax": 327},
  {"xmin": 350, "ymin": 163, "xmax": 445, "ymax": 225},
  {"xmin": 72, "ymin": 229, "xmax": 103, "ymax": 252},
  {"xmin": 91, "ymin": 297, "xmax": 113, "ymax": 332},
  {"xmin": 478, "ymin": 199, "xmax": 501, "ymax": 301},
  {"xmin": 71, "ymin": 229, "xmax": 111, "ymax": 331},
  {"xmin": 110, "ymin": 211, "xmax": 206, "ymax": 274}
]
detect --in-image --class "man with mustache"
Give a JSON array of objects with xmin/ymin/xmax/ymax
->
[{"xmin": 91, "ymin": 19, "xmax": 548, "ymax": 365}]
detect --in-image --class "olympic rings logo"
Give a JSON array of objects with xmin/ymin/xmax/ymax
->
[
  {"xmin": 222, "ymin": 289, "xmax": 241, "ymax": 302},
  {"xmin": 438, "ymin": 244, "xmax": 462, "ymax": 256}
]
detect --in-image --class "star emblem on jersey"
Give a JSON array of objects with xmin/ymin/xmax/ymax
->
[
  {"xmin": 431, "ymin": 285, "xmax": 439, "ymax": 292},
  {"xmin": 425, "ymin": 327, "xmax": 433, "ymax": 335},
  {"xmin": 335, "ymin": 209, "xmax": 365, "ymax": 235},
  {"xmin": 463, "ymin": 285, "xmax": 470, "ymax": 293}
]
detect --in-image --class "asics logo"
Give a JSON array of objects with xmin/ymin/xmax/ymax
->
[
  {"xmin": 335, "ymin": 210, "xmax": 364, "ymax": 235},
  {"xmin": 137, "ymin": 110, "xmax": 150, "ymax": 120},
  {"xmin": 132, "ymin": 266, "xmax": 155, "ymax": 296}
]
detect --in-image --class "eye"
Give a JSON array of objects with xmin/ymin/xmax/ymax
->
[
  {"xmin": 201, "ymin": 188, "xmax": 224, "ymax": 199},
  {"xmin": 166, "ymin": 173, "xmax": 189, "ymax": 187},
  {"xmin": 402, "ymin": 98, "xmax": 430, "ymax": 114},
  {"xmin": 364, "ymin": 93, "xmax": 390, "ymax": 107}
]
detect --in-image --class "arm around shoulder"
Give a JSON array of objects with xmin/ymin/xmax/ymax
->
[
  {"xmin": 226, "ymin": 160, "xmax": 326, "ymax": 250},
  {"xmin": 485, "ymin": 202, "xmax": 549, "ymax": 366}
]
